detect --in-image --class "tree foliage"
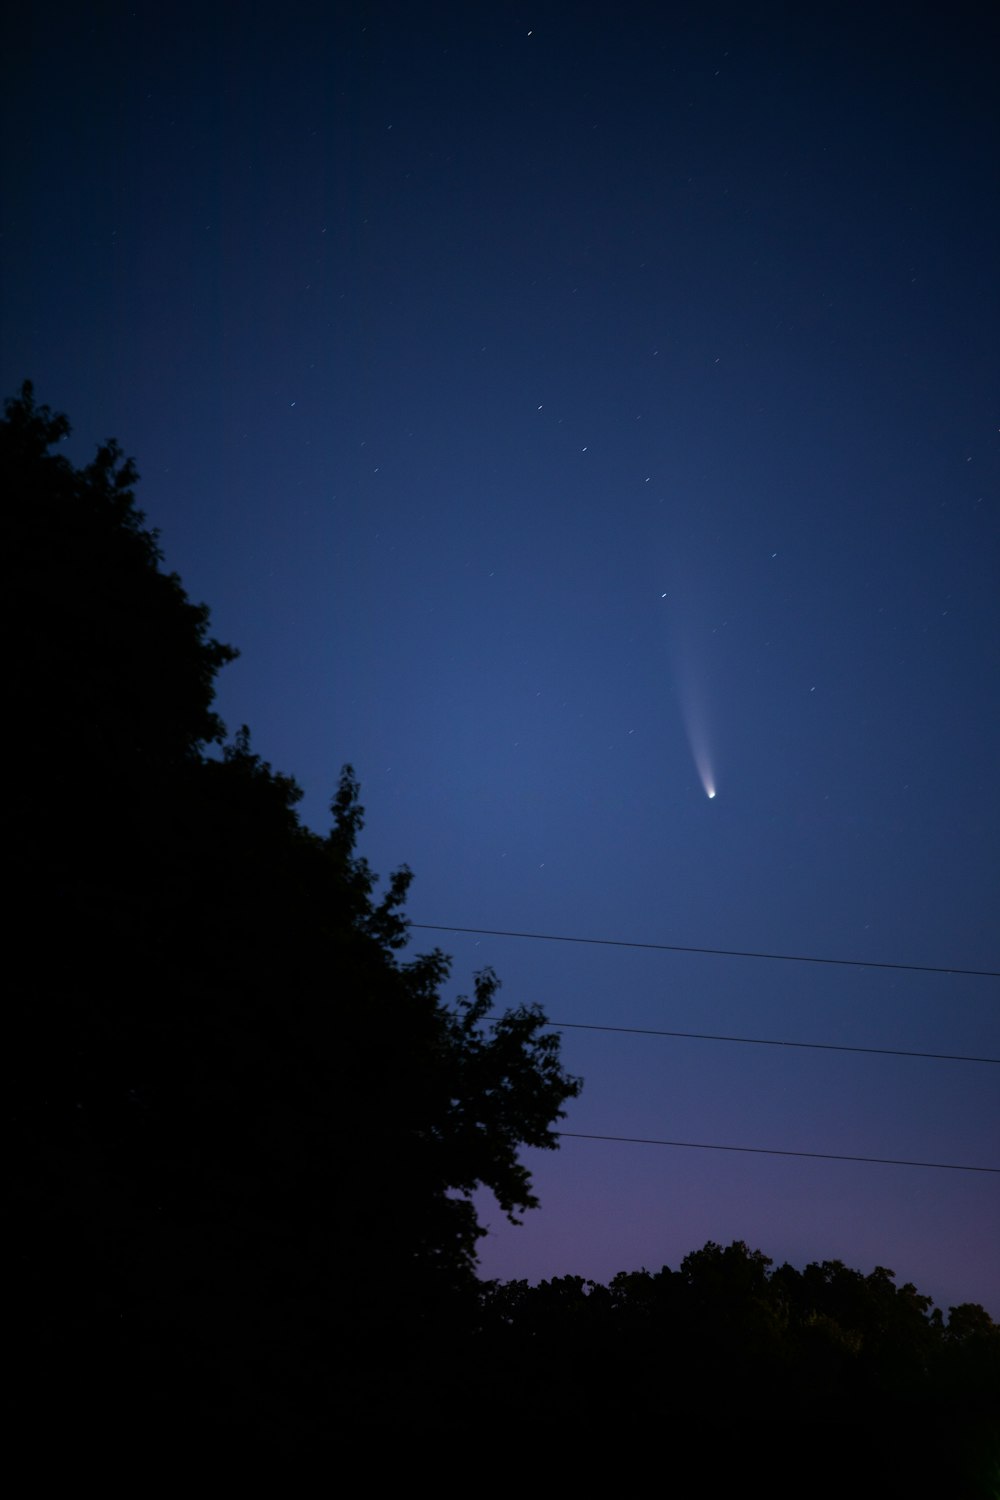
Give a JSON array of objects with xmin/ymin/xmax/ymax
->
[
  {"xmin": 2, "ymin": 382, "xmax": 236, "ymax": 780},
  {"xmin": 4, "ymin": 382, "xmax": 580, "ymax": 1440},
  {"xmin": 474, "ymin": 1242, "xmax": 1000, "ymax": 1492}
]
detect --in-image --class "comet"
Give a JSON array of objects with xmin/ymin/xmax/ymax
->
[
  {"xmin": 670, "ymin": 652, "xmax": 717, "ymax": 800},
  {"xmin": 690, "ymin": 736, "xmax": 717, "ymax": 800},
  {"xmin": 668, "ymin": 657, "xmax": 716, "ymax": 798},
  {"xmin": 660, "ymin": 570, "xmax": 720, "ymax": 802}
]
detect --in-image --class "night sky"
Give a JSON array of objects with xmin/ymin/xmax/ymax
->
[{"xmin": 3, "ymin": 2, "xmax": 998, "ymax": 1315}]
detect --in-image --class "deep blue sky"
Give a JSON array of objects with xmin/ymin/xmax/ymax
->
[{"xmin": 3, "ymin": 1, "xmax": 998, "ymax": 1314}]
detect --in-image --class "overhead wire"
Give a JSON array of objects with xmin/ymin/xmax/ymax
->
[
  {"xmin": 410, "ymin": 922, "xmax": 1000, "ymax": 980},
  {"xmin": 556, "ymin": 1132, "xmax": 1000, "ymax": 1174},
  {"xmin": 548, "ymin": 1020, "xmax": 1000, "ymax": 1065},
  {"xmin": 416, "ymin": 921, "xmax": 999, "ymax": 1062},
  {"xmin": 412, "ymin": 921, "xmax": 1000, "ymax": 1177}
]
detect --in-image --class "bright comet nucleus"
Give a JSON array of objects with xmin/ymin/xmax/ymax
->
[
  {"xmin": 662, "ymin": 586, "xmax": 719, "ymax": 803},
  {"xmin": 690, "ymin": 742, "xmax": 716, "ymax": 801}
]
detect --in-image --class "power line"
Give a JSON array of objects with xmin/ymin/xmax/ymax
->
[
  {"xmin": 410, "ymin": 923, "xmax": 1000, "ymax": 980},
  {"xmin": 549, "ymin": 1020, "xmax": 1000, "ymax": 1065},
  {"xmin": 556, "ymin": 1132, "xmax": 1000, "ymax": 1174}
]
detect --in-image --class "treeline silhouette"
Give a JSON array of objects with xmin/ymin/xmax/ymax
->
[
  {"xmin": 4, "ymin": 382, "xmax": 579, "ymax": 1449},
  {"xmin": 472, "ymin": 1242, "xmax": 999, "ymax": 1490},
  {"xmin": 5, "ymin": 385, "xmax": 997, "ymax": 1486}
]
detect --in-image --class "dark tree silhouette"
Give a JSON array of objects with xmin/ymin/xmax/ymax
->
[
  {"xmin": 474, "ymin": 1243, "xmax": 1000, "ymax": 1493},
  {"xmin": 4, "ymin": 382, "xmax": 581, "ymax": 1443}
]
